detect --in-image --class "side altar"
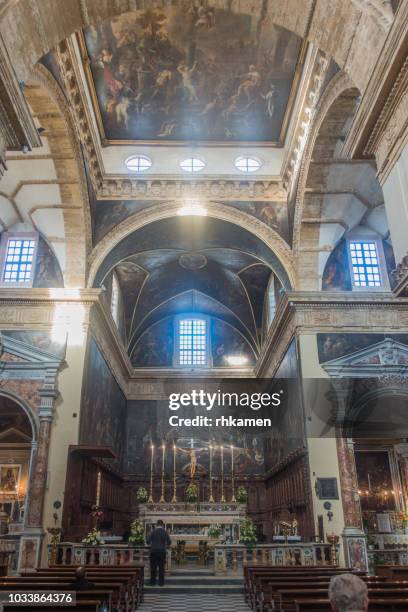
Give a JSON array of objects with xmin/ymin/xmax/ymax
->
[{"xmin": 139, "ymin": 502, "xmax": 246, "ymax": 546}]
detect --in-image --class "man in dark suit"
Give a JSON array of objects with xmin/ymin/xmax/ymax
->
[{"xmin": 147, "ymin": 519, "xmax": 171, "ymax": 586}]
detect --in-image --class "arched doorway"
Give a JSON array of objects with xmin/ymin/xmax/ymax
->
[{"xmin": 0, "ymin": 393, "xmax": 38, "ymax": 573}]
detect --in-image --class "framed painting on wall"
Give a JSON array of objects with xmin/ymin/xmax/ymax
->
[
  {"xmin": 0, "ymin": 465, "xmax": 20, "ymax": 494},
  {"xmin": 18, "ymin": 536, "xmax": 41, "ymax": 572}
]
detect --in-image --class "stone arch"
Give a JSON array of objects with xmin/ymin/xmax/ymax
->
[
  {"xmin": 22, "ymin": 63, "xmax": 91, "ymax": 288},
  {"xmin": 293, "ymin": 71, "xmax": 365, "ymax": 290},
  {"xmin": 0, "ymin": 1, "xmax": 392, "ymax": 93},
  {"xmin": 87, "ymin": 200, "xmax": 296, "ymax": 290},
  {"xmin": 0, "ymin": 390, "xmax": 39, "ymax": 442}
]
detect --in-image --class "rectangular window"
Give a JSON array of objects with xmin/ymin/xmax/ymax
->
[
  {"xmin": 179, "ymin": 318, "xmax": 207, "ymax": 366},
  {"xmin": 3, "ymin": 239, "xmax": 36, "ymax": 283},
  {"xmin": 349, "ymin": 241, "xmax": 381, "ymax": 288}
]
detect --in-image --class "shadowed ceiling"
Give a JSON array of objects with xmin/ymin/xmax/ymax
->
[
  {"xmin": 95, "ymin": 217, "xmax": 288, "ymax": 364},
  {"xmin": 81, "ymin": 4, "xmax": 304, "ymax": 143}
]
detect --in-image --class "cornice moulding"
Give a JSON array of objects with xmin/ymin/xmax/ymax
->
[{"xmin": 342, "ymin": 0, "xmax": 408, "ymax": 179}]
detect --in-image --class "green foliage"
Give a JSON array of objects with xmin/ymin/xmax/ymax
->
[
  {"xmin": 236, "ymin": 486, "xmax": 248, "ymax": 503},
  {"xmin": 136, "ymin": 487, "xmax": 149, "ymax": 503},
  {"xmin": 128, "ymin": 519, "xmax": 145, "ymax": 545},
  {"xmin": 82, "ymin": 528, "xmax": 105, "ymax": 546},
  {"xmin": 207, "ymin": 524, "xmax": 222, "ymax": 539},
  {"xmin": 185, "ymin": 483, "xmax": 198, "ymax": 502},
  {"xmin": 240, "ymin": 518, "xmax": 258, "ymax": 548}
]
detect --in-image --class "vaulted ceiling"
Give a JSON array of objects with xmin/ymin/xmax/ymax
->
[{"xmin": 95, "ymin": 216, "xmax": 288, "ymax": 359}]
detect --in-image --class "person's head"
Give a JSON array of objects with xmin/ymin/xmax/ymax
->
[
  {"xmin": 157, "ymin": 520, "xmax": 164, "ymax": 528},
  {"xmin": 329, "ymin": 573, "xmax": 368, "ymax": 612},
  {"xmin": 75, "ymin": 567, "xmax": 86, "ymax": 579}
]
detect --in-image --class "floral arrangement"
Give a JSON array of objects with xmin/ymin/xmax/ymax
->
[
  {"xmin": 136, "ymin": 487, "xmax": 149, "ymax": 503},
  {"xmin": 240, "ymin": 518, "xmax": 258, "ymax": 548},
  {"xmin": 128, "ymin": 519, "xmax": 145, "ymax": 545},
  {"xmin": 185, "ymin": 483, "xmax": 198, "ymax": 503},
  {"xmin": 207, "ymin": 524, "xmax": 222, "ymax": 539},
  {"xmin": 90, "ymin": 505, "xmax": 104, "ymax": 520},
  {"xmin": 236, "ymin": 486, "xmax": 248, "ymax": 503},
  {"xmin": 82, "ymin": 527, "xmax": 105, "ymax": 546}
]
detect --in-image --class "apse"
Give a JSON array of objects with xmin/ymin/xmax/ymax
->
[{"xmin": 94, "ymin": 216, "xmax": 288, "ymax": 368}]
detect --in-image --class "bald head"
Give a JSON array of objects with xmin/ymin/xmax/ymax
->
[
  {"xmin": 329, "ymin": 573, "xmax": 368, "ymax": 612},
  {"xmin": 75, "ymin": 566, "xmax": 86, "ymax": 579}
]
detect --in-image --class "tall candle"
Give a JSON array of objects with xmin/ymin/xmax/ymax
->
[
  {"xmin": 96, "ymin": 471, "xmax": 101, "ymax": 507},
  {"xmin": 231, "ymin": 445, "xmax": 236, "ymax": 502},
  {"xmin": 221, "ymin": 445, "xmax": 225, "ymax": 503},
  {"xmin": 172, "ymin": 444, "xmax": 177, "ymax": 502},
  {"xmin": 209, "ymin": 443, "xmax": 214, "ymax": 502},
  {"xmin": 148, "ymin": 445, "xmax": 154, "ymax": 503},
  {"xmin": 160, "ymin": 443, "xmax": 166, "ymax": 503}
]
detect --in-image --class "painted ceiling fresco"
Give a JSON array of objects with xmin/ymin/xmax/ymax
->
[
  {"xmin": 82, "ymin": 5, "xmax": 303, "ymax": 143},
  {"xmin": 221, "ymin": 201, "xmax": 289, "ymax": 242},
  {"xmin": 91, "ymin": 198, "xmax": 290, "ymax": 246},
  {"xmin": 317, "ymin": 333, "xmax": 408, "ymax": 363}
]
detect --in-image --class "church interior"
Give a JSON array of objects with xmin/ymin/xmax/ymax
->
[{"xmin": 0, "ymin": 0, "xmax": 408, "ymax": 610}]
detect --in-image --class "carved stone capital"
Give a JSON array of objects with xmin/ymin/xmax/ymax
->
[{"xmin": 392, "ymin": 252, "xmax": 408, "ymax": 296}]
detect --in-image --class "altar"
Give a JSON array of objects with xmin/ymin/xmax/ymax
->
[{"xmin": 139, "ymin": 502, "xmax": 246, "ymax": 547}]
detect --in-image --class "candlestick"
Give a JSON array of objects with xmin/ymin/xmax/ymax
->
[
  {"xmin": 172, "ymin": 444, "xmax": 177, "ymax": 502},
  {"xmin": 96, "ymin": 471, "xmax": 101, "ymax": 507},
  {"xmin": 209, "ymin": 443, "xmax": 214, "ymax": 503},
  {"xmin": 148, "ymin": 445, "xmax": 154, "ymax": 503},
  {"xmin": 220, "ymin": 445, "xmax": 225, "ymax": 503},
  {"xmin": 231, "ymin": 445, "xmax": 236, "ymax": 502},
  {"xmin": 160, "ymin": 443, "xmax": 166, "ymax": 503}
]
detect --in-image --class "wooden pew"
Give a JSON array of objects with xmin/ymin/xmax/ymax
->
[
  {"xmin": 20, "ymin": 566, "xmax": 144, "ymax": 606},
  {"xmin": 277, "ymin": 587, "xmax": 408, "ymax": 612},
  {"xmin": 39, "ymin": 565, "xmax": 144, "ymax": 604},
  {"xmin": 255, "ymin": 576, "xmax": 408, "ymax": 612},
  {"xmin": 4, "ymin": 602, "xmax": 103, "ymax": 612},
  {"xmin": 254, "ymin": 576, "xmax": 397, "ymax": 612},
  {"xmin": 295, "ymin": 598, "xmax": 408, "ymax": 611},
  {"xmin": 375, "ymin": 564, "xmax": 408, "ymax": 581},
  {"xmin": 0, "ymin": 578, "xmax": 128, "ymax": 610},
  {"xmin": 244, "ymin": 566, "xmax": 363, "ymax": 609},
  {"xmin": 0, "ymin": 584, "xmax": 115, "ymax": 611}
]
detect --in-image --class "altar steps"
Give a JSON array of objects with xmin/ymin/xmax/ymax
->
[
  {"xmin": 139, "ymin": 593, "xmax": 250, "ymax": 611},
  {"xmin": 145, "ymin": 568, "xmax": 244, "ymax": 594}
]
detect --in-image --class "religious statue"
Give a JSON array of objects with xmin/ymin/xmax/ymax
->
[{"xmin": 177, "ymin": 439, "xmax": 207, "ymax": 479}]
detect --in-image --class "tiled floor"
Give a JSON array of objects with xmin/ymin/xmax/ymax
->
[{"xmin": 139, "ymin": 592, "xmax": 250, "ymax": 611}]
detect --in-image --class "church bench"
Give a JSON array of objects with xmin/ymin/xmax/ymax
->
[
  {"xmin": 1, "ymin": 578, "xmax": 130, "ymax": 610},
  {"xmin": 24, "ymin": 567, "xmax": 144, "ymax": 605},
  {"xmin": 244, "ymin": 567, "xmax": 361, "ymax": 608},
  {"xmin": 3, "ymin": 602, "xmax": 104, "ymax": 612},
  {"xmin": 375, "ymin": 565, "xmax": 408, "ymax": 580},
  {"xmin": 44, "ymin": 565, "xmax": 145, "ymax": 601},
  {"xmin": 0, "ymin": 585, "xmax": 116, "ymax": 611},
  {"xmin": 295, "ymin": 598, "xmax": 408, "ymax": 611},
  {"xmin": 253, "ymin": 577, "xmax": 393, "ymax": 612},
  {"xmin": 277, "ymin": 587, "xmax": 408, "ymax": 612}
]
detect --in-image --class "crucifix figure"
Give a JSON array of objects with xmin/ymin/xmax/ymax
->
[{"xmin": 178, "ymin": 438, "xmax": 206, "ymax": 479}]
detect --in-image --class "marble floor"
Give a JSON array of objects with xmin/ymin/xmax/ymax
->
[{"xmin": 138, "ymin": 592, "xmax": 250, "ymax": 611}]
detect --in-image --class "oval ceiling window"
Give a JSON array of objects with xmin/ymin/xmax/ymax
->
[
  {"xmin": 125, "ymin": 155, "xmax": 152, "ymax": 173},
  {"xmin": 180, "ymin": 157, "xmax": 206, "ymax": 173},
  {"xmin": 234, "ymin": 156, "xmax": 262, "ymax": 173}
]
